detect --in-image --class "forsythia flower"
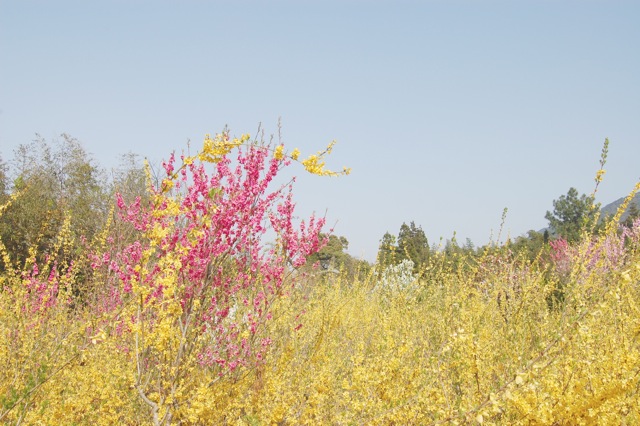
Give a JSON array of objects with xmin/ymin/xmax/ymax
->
[
  {"xmin": 161, "ymin": 178, "xmax": 174, "ymax": 192},
  {"xmin": 291, "ymin": 148, "xmax": 301, "ymax": 161},
  {"xmin": 302, "ymin": 155, "xmax": 323, "ymax": 175},
  {"xmin": 274, "ymin": 145, "xmax": 285, "ymax": 160},
  {"xmin": 198, "ymin": 133, "xmax": 249, "ymax": 163},
  {"xmin": 0, "ymin": 129, "xmax": 353, "ymax": 426},
  {"xmin": 300, "ymin": 141, "xmax": 350, "ymax": 176}
]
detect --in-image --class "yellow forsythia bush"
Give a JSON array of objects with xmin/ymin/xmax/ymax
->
[{"xmin": 1, "ymin": 135, "xmax": 640, "ymax": 425}]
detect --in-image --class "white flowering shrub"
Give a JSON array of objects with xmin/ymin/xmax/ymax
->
[{"xmin": 374, "ymin": 259, "xmax": 419, "ymax": 298}]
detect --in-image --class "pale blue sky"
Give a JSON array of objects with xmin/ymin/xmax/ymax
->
[{"xmin": 1, "ymin": 1, "xmax": 639, "ymax": 261}]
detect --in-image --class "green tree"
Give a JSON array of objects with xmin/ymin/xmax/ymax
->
[
  {"xmin": 0, "ymin": 135, "xmax": 110, "ymax": 271},
  {"xmin": 307, "ymin": 234, "xmax": 349, "ymax": 271},
  {"xmin": 377, "ymin": 231, "xmax": 398, "ymax": 267},
  {"xmin": 105, "ymin": 152, "xmax": 151, "ymax": 253},
  {"xmin": 397, "ymin": 221, "xmax": 430, "ymax": 271},
  {"xmin": 444, "ymin": 236, "xmax": 462, "ymax": 257},
  {"xmin": 545, "ymin": 187, "xmax": 600, "ymax": 243},
  {"xmin": 110, "ymin": 152, "xmax": 149, "ymax": 205},
  {"xmin": 462, "ymin": 238, "xmax": 476, "ymax": 254},
  {"xmin": 0, "ymin": 156, "xmax": 7, "ymax": 199},
  {"xmin": 508, "ymin": 230, "xmax": 548, "ymax": 261},
  {"xmin": 306, "ymin": 234, "xmax": 371, "ymax": 279}
]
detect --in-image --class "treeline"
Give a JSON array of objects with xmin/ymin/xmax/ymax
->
[
  {"xmin": 3, "ymin": 135, "xmax": 639, "ymax": 283},
  {"xmin": 310, "ymin": 191, "xmax": 640, "ymax": 284},
  {"xmin": 0, "ymin": 135, "xmax": 147, "ymax": 273}
]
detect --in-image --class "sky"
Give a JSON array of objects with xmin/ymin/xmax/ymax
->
[{"xmin": 1, "ymin": 1, "xmax": 639, "ymax": 261}]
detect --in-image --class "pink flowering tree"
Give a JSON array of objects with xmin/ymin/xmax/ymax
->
[
  {"xmin": 92, "ymin": 132, "xmax": 347, "ymax": 425},
  {"xmin": 549, "ymin": 227, "xmax": 636, "ymax": 284},
  {"xmin": 547, "ymin": 187, "xmax": 640, "ymax": 307}
]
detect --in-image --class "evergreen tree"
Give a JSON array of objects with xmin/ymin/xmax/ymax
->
[
  {"xmin": 377, "ymin": 232, "xmax": 398, "ymax": 267},
  {"xmin": 397, "ymin": 221, "xmax": 430, "ymax": 271},
  {"xmin": 377, "ymin": 222, "xmax": 430, "ymax": 274},
  {"xmin": 545, "ymin": 187, "xmax": 600, "ymax": 243}
]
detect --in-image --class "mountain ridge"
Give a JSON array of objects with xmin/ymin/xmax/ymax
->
[{"xmin": 599, "ymin": 192, "xmax": 640, "ymax": 221}]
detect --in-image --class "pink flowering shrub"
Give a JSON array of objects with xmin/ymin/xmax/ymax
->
[
  {"xmin": 621, "ymin": 217, "xmax": 640, "ymax": 251},
  {"xmin": 549, "ymin": 228, "xmax": 632, "ymax": 281},
  {"xmin": 549, "ymin": 238, "xmax": 571, "ymax": 277},
  {"xmin": 92, "ymin": 135, "xmax": 330, "ymax": 424},
  {"xmin": 547, "ymin": 216, "xmax": 640, "ymax": 309}
]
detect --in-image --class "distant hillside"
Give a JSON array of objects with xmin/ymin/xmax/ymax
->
[{"xmin": 600, "ymin": 192, "xmax": 640, "ymax": 221}]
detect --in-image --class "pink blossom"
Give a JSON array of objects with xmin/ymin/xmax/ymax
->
[{"xmin": 96, "ymin": 142, "xmax": 328, "ymax": 372}]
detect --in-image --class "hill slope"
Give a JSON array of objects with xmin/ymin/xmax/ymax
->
[{"xmin": 600, "ymin": 192, "xmax": 640, "ymax": 221}]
